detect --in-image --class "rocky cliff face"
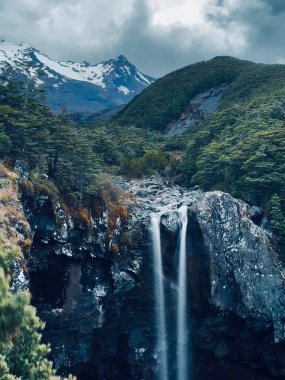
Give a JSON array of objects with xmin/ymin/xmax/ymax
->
[
  {"xmin": 0, "ymin": 166, "xmax": 31, "ymax": 291},
  {"xmin": 166, "ymin": 84, "xmax": 228, "ymax": 136},
  {"xmin": 128, "ymin": 180, "xmax": 285, "ymax": 378},
  {"xmin": 19, "ymin": 180, "xmax": 156, "ymax": 379},
  {"xmin": 187, "ymin": 192, "xmax": 285, "ymax": 378},
  {"xmin": 16, "ymin": 177, "xmax": 285, "ymax": 379}
]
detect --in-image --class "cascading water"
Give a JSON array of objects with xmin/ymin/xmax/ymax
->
[
  {"xmin": 150, "ymin": 213, "xmax": 169, "ymax": 380},
  {"xmin": 177, "ymin": 205, "xmax": 189, "ymax": 380}
]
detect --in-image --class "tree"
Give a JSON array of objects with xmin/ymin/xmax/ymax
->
[
  {"xmin": 0, "ymin": 245, "xmax": 54, "ymax": 379},
  {"xmin": 55, "ymin": 129, "xmax": 102, "ymax": 204},
  {"xmin": 0, "ymin": 124, "xmax": 11, "ymax": 156},
  {"xmin": 270, "ymin": 194, "xmax": 285, "ymax": 239}
]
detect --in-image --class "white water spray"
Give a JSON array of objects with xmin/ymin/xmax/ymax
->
[
  {"xmin": 177, "ymin": 205, "xmax": 189, "ymax": 380},
  {"xmin": 150, "ymin": 213, "xmax": 169, "ymax": 380}
]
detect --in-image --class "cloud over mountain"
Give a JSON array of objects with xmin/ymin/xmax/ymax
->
[{"xmin": 0, "ymin": 0, "xmax": 284, "ymax": 76}]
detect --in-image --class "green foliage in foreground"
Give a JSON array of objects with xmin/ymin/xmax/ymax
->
[
  {"xmin": 0, "ymin": 245, "xmax": 54, "ymax": 379},
  {"xmin": 120, "ymin": 150, "xmax": 171, "ymax": 178}
]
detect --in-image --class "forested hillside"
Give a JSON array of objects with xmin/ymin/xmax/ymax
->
[{"xmin": 115, "ymin": 56, "xmax": 285, "ymax": 131}]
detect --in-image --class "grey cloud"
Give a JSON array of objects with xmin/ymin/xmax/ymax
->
[
  {"xmin": 207, "ymin": 0, "xmax": 285, "ymax": 63},
  {"xmin": 263, "ymin": 0, "xmax": 285, "ymax": 14},
  {"xmin": 95, "ymin": 0, "xmax": 243, "ymax": 76},
  {"xmin": 0, "ymin": 0, "xmax": 284, "ymax": 77}
]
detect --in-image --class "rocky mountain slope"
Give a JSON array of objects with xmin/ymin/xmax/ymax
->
[
  {"xmin": 0, "ymin": 41, "xmax": 154, "ymax": 115},
  {"xmin": 115, "ymin": 56, "xmax": 285, "ymax": 133},
  {"xmin": 165, "ymin": 83, "xmax": 229, "ymax": 136}
]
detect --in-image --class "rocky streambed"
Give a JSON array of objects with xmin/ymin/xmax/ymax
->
[{"xmin": 13, "ymin": 177, "xmax": 285, "ymax": 379}]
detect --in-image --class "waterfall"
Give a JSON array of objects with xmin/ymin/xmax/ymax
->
[
  {"xmin": 177, "ymin": 205, "xmax": 189, "ymax": 380},
  {"xmin": 151, "ymin": 205, "xmax": 189, "ymax": 380},
  {"xmin": 150, "ymin": 213, "xmax": 169, "ymax": 380}
]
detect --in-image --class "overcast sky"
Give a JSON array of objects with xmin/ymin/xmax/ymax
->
[{"xmin": 0, "ymin": 0, "xmax": 284, "ymax": 77}]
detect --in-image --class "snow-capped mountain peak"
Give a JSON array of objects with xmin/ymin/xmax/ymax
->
[{"xmin": 0, "ymin": 40, "xmax": 155, "ymax": 115}]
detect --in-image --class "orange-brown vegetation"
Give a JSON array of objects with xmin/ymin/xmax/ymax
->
[
  {"xmin": 0, "ymin": 166, "xmax": 31, "ymax": 265},
  {"xmin": 19, "ymin": 178, "xmax": 59, "ymax": 199},
  {"xmin": 111, "ymin": 243, "xmax": 119, "ymax": 254},
  {"xmin": 22, "ymin": 238, "xmax": 32, "ymax": 251},
  {"xmin": 102, "ymin": 183, "xmax": 132, "ymax": 223},
  {"xmin": 100, "ymin": 182, "xmax": 136, "ymax": 254},
  {"xmin": 72, "ymin": 207, "xmax": 91, "ymax": 229}
]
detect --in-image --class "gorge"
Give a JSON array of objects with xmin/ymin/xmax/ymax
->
[{"xmin": 9, "ymin": 175, "xmax": 285, "ymax": 379}]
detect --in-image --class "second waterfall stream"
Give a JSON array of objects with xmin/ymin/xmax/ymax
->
[
  {"xmin": 177, "ymin": 205, "xmax": 189, "ymax": 380},
  {"xmin": 150, "ymin": 204, "xmax": 190, "ymax": 380}
]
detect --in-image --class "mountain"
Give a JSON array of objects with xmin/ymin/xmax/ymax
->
[
  {"xmin": 0, "ymin": 41, "xmax": 154, "ymax": 115},
  {"xmin": 115, "ymin": 56, "xmax": 285, "ymax": 132}
]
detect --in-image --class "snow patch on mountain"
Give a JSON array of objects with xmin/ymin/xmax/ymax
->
[
  {"xmin": 118, "ymin": 85, "xmax": 131, "ymax": 95},
  {"xmin": 0, "ymin": 40, "xmax": 155, "ymax": 115},
  {"xmin": 34, "ymin": 51, "xmax": 108, "ymax": 88}
]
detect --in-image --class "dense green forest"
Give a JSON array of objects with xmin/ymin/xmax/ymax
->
[
  {"xmin": 176, "ymin": 93, "xmax": 285, "ymax": 246},
  {"xmin": 115, "ymin": 56, "xmax": 251, "ymax": 131}
]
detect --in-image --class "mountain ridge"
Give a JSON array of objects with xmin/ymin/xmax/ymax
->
[{"xmin": 0, "ymin": 40, "xmax": 154, "ymax": 115}]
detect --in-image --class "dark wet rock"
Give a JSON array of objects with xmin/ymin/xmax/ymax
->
[
  {"xmin": 249, "ymin": 205, "xmax": 263, "ymax": 220},
  {"xmin": 189, "ymin": 191, "xmax": 285, "ymax": 343},
  {"xmin": 14, "ymin": 160, "xmax": 29, "ymax": 179},
  {"xmin": 186, "ymin": 191, "xmax": 285, "ymax": 377}
]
